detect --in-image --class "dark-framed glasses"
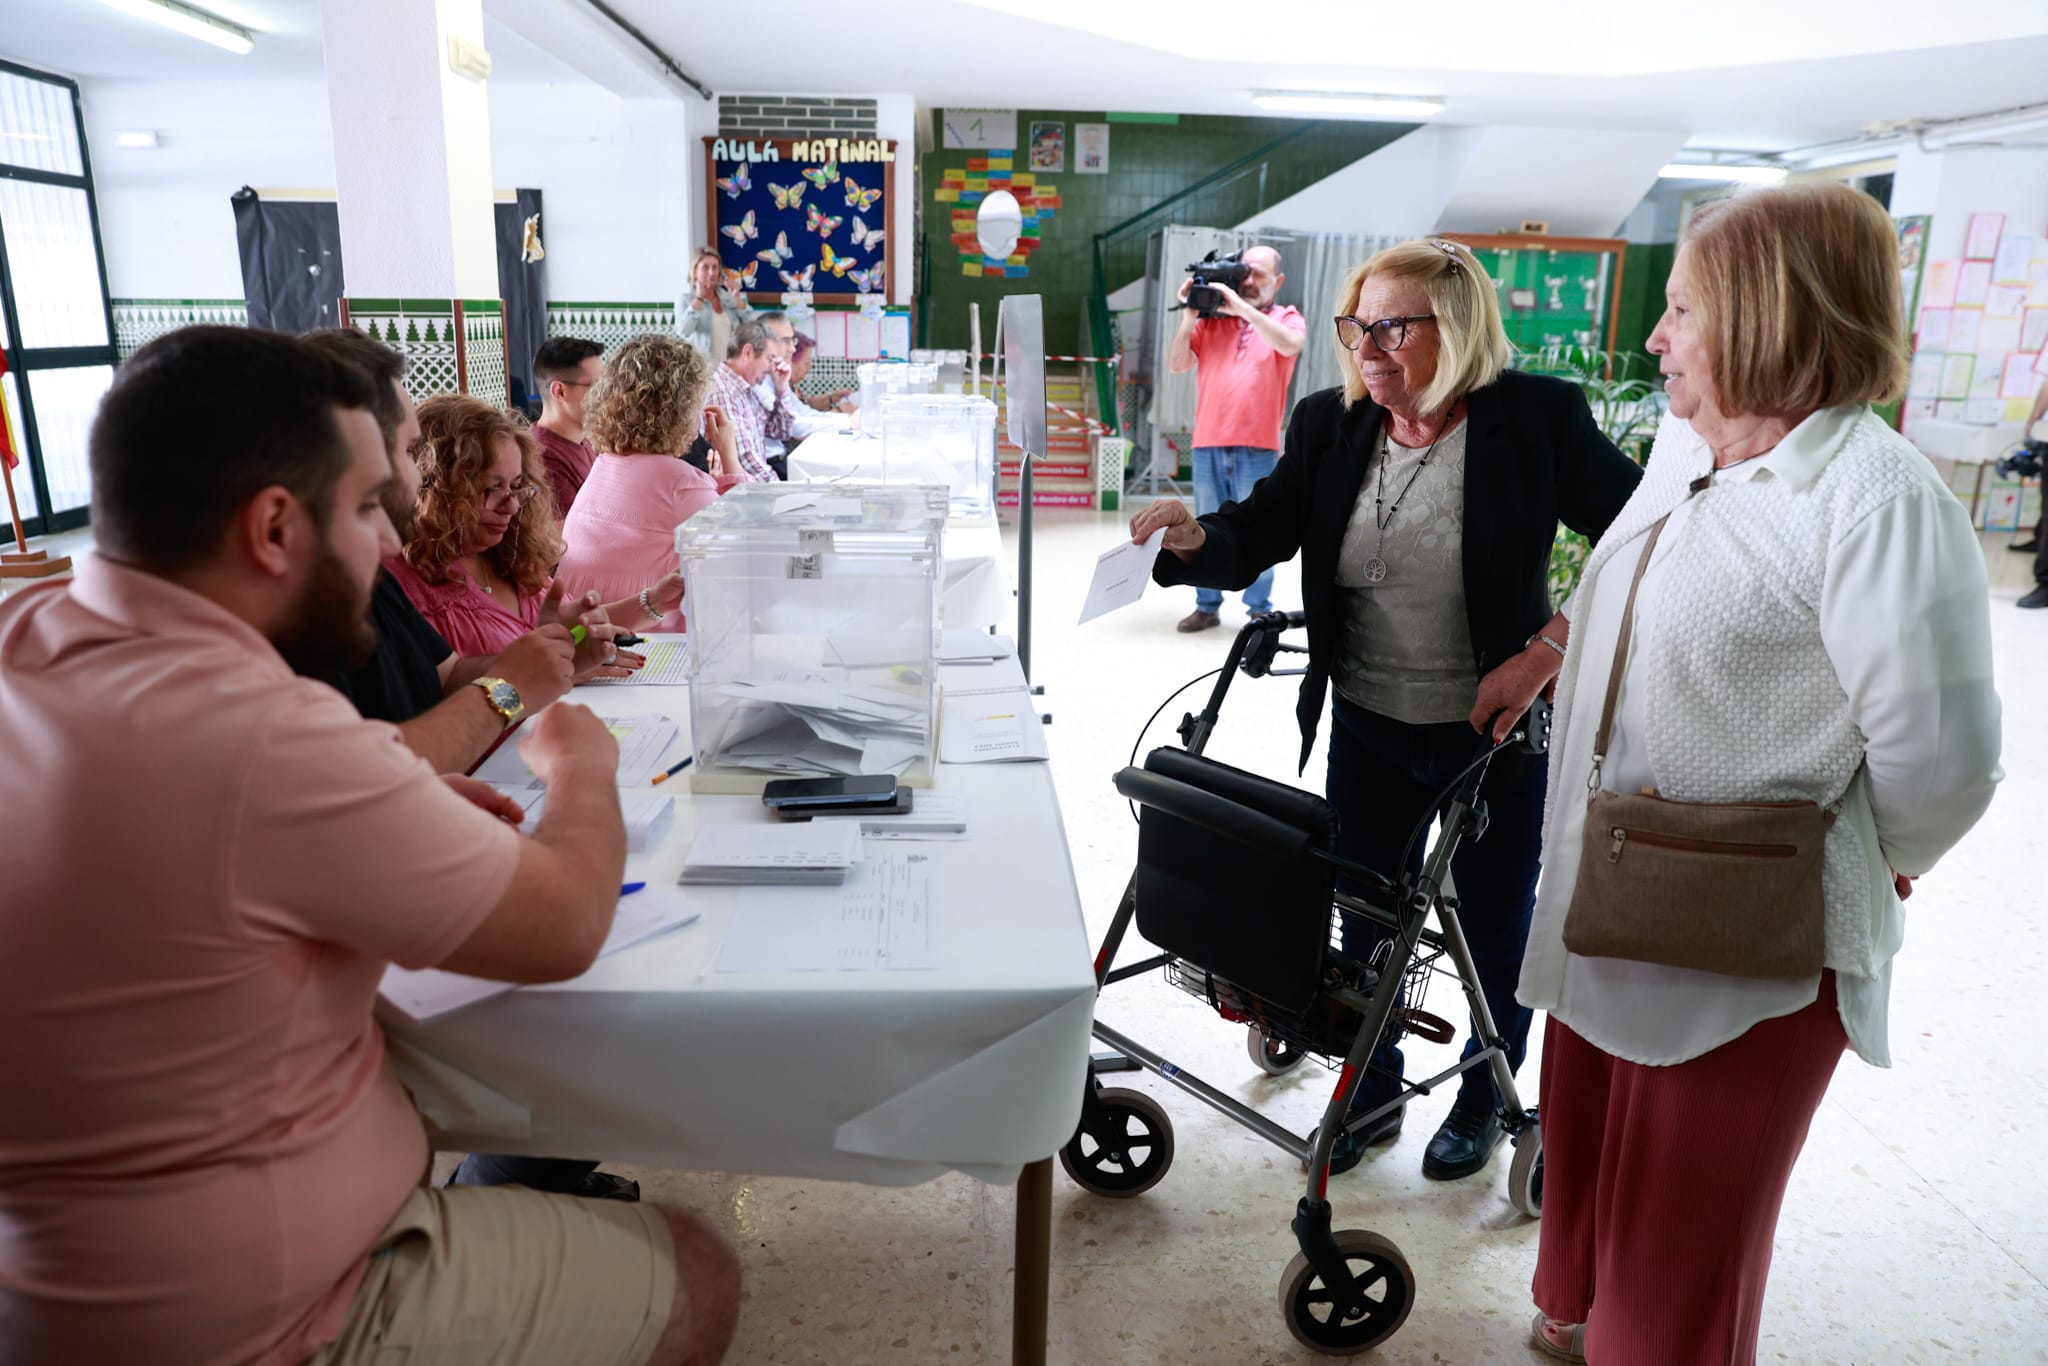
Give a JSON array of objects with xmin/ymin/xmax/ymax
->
[
  {"xmin": 1334, "ymin": 314, "xmax": 1437, "ymax": 352},
  {"xmin": 480, "ymin": 482, "xmax": 540, "ymax": 511}
]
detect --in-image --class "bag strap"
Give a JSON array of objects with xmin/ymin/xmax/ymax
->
[{"xmin": 1588, "ymin": 511, "xmax": 1673, "ymax": 790}]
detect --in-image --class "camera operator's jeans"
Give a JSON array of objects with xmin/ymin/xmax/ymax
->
[
  {"xmin": 1324, "ymin": 696, "xmax": 1545, "ymax": 1118},
  {"xmin": 1191, "ymin": 445, "xmax": 1279, "ymax": 614}
]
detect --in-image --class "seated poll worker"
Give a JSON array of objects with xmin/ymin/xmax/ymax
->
[
  {"xmin": 388, "ymin": 395, "xmax": 685, "ymax": 655},
  {"xmin": 0, "ymin": 326, "xmax": 739, "ymax": 1366},
  {"xmin": 300, "ymin": 329, "xmax": 638, "ymax": 777},
  {"xmin": 556, "ymin": 332, "xmax": 741, "ymax": 634},
  {"xmin": 1131, "ymin": 237, "xmax": 1643, "ymax": 1180}
]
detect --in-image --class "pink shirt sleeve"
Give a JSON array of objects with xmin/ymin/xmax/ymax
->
[{"xmin": 231, "ymin": 694, "xmax": 522, "ymax": 969}]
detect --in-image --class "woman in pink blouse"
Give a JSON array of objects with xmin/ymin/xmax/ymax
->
[
  {"xmin": 390, "ymin": 395, "xmax": 684, "ymax": 656},
  {"xmin": 556, "ymin": 333, "xmax": 741, "ymax": 632}
]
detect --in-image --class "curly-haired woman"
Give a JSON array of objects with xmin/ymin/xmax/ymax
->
[
  {"xmin": 388, "ymin": 395, "xmax": 684, "ymax": 656},
  {"xmin": 554, "ymin": 333, "xmax": 740, "ymax": 632}
]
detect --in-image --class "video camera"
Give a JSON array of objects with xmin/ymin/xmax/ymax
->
[{"xmin": 1181, "ymin": 250, "xmax": 1254, "ymax": 319}]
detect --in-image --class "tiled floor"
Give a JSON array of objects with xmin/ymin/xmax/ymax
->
[{"xmin": 22, "ymin": 509, "xmax": 2048, "ymax": 1362}]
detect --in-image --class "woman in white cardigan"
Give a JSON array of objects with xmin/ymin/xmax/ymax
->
[{"xmin": 1521, "ymin": 182, "xmax": 2002, "ymax": 1364}]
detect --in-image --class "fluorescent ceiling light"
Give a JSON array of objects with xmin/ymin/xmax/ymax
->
[
  {"xmin": 1921, "ymin": 114, "xmax": 2048, "ymax": 149},
  {"xmin": 114, "ymin": 130, "xmax": 160, "ymax": 148},
  {"xmin": 1658, "ymin": 163, "xmax": 1786, "ymax": 184},
  {"xmin": 1253, "ymin": 92, "xmax": 1444, "ymax": 119},
  {"xmin": 98, "ymin": 0, "xmax": 254, "ymax": 55}
]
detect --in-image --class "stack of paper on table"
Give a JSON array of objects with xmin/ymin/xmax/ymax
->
[
  {"xmin": 474, "ymin": 709, "xmax": 683, "ymax": 850},
  {"xmin": 715, "ymin": 852, "xmax": 942, "ymax": 972},
  {"xmin": 702, "ymin": 676, "xmax": 928, "ymax": 778},
  {"xmin": 379, "ymin": 886, "xmax": 702, "ymax": 1022},
  {"xmin": 591, "ymin": 637, "xmax": 691, "ymax": 685},
  {"xmin": 813, "ymin": 794, "xmax": 971, "ymax": 839},
  {"xmin": 938, "ymin": 692, "xmax": 1048, "ymax": 764},
  {"xmin": 679, "ymin": 820, "xmax": 863, "ymax": 885}
]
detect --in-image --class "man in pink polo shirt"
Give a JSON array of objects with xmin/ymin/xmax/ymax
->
[
  {"xmin": 1165, "ymin": 244, "xmax": 1306, "ymax": 632},
  {"xmin": 0, "ymin": 327, "xmax": 736, "ymax": 1366}
]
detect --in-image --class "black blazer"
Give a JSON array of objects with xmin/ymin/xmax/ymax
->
[{"xmin": 1153, "ymin": 369, "xmax": 1642, "ymax": 771}]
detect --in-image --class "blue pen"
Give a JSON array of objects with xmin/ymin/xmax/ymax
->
[{"xmin": 620, "ymin": 882, "xmax": 646, "ymax": 896}]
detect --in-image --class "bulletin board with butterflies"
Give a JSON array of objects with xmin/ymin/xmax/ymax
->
[{"xmin": 705, "ymin": 137, "xmax": 895, "ymax": 304}]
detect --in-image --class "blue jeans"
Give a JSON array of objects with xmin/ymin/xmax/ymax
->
[
  {"xmin": 1190, "ymin": 445, "xmax": 1279, "ymax": 614},
  {"xmin": 1324, "ymin": 696, "xmax": 1545, "ymax": 1115}
]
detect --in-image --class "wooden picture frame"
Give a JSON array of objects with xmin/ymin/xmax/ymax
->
[{"xmin": 703, "ymin": 136, "xmax": 898, "ymax": 307}]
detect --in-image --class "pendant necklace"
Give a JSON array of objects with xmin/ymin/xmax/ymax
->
[{"xmin": 1363, "ymin": 404, "xmax": 1457, "ymax": 585}]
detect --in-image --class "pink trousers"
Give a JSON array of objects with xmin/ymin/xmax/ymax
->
[{"xmin": 1532, "ymin": 972, "xmax": 1847, "ymax": 1364}]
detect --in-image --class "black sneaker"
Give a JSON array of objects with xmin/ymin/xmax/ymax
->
[
  {"xmin": 2019, "ymin": 585, "xmax": 2048, "ymax": 609},
  {"xmin": 1421, "ymin": 1094, "xmax": 1506, "ymax": 1180},
  {"xmin": 2010, "ymin": 536, "xmax": 2039, "ymax": 553}
]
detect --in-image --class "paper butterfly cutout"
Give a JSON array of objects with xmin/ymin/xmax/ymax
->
[
  {"xmin": 818, "ymin": 243, "xmax": 857, "ymax": 278},
  {"xmin": 849, "ymin": 216, "xmax": 884, "ymax": 251},
  {"xmin": 801, "ymin": 159, "xmax": 839, "ymax": 190},
  {"xmin": 723, "ymin": 262, "xmax": 758, "ymax": 294},
  {"xmin": 778, "ymin": 265, "xmax": 817, "ymax": 292},
  {"xmin": 719, "ymin": 210, "xmax": 758, "ymax": 247},
  {"xmin": 806, "ymin": 204, "xmax": 843, "ymax": 239},
  {"xmin": 849, "ymin": 261, "xmax": 886, "ymax": 293},
  {"xmin": 843, "ymin": 178, "xmax": 882, "ymax": 212},
  {"xmin": 755, "ymin": 231, "xmax": 793, "ymax": 268},
  {"xmin": 715, "ymin": 164, "xmax": 751, "ymax": 199},
  {"xmin": 768, "ymin": 181, "xmax": 807, "ymax": 210}
]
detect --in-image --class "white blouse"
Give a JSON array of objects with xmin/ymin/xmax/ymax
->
[{"xmin": 1518, "ymin": 405, "xmax": 2003, "ymax": 1067}]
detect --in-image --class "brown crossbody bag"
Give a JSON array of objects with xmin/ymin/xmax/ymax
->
[{"xmin": 1561, "ymin": 512, "xmax": 1832, "ymax": 981}]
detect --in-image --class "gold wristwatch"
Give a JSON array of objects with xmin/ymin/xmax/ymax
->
[{"xmin": 469, "ymin": 675, "xmax": 524, "ymax": 725}]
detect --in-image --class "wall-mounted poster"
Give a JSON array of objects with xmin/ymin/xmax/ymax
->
[
  {"xmin": 1076, "ymin": 122, "xmax": 1109, "ymax": 174},
  {"xmin": 704, "ymin": 137, "xmax": 896, "ymax": 304},
  {"xmin": 1965, "ymin": 212, "xmax": 2006, "ymax": 261},
  {"xmin": 941, "ymin": 108, "xmax": 1018, "ymax": 150},
  {"xmin": 1956, "ymin": 259, "xmax": 1994, "ymax": 307},
  {"xmin": 1028, "ymin": 121, "xmax": 1064, "ymax": 174}
]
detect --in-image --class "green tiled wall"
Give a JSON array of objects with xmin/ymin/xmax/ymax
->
[{"xmin": 919, "ymin": 112, "xmax": 1414, "ymax": 351}]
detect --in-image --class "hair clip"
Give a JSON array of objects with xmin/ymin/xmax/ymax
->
[{"xmin": 1428, "ymin": 238, "xmax": 1463, "ymax": 273}]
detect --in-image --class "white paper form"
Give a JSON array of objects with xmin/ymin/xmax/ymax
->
[
  {"xmin": 381, "ymin": 886, "xmax": 702, "ymax": 1022},
  {"xmin": 716, "ymin": 853, "xmax": 942, "ymax": 971},
  {"xmin": 814, "ymin": 794, "xmax": 971, "ymax": 840},
  {"xmin": 939, "ymin": 691, "xmax": 1048, "ymax": 763},
  {"xmin": 475, "ymin": 711, "xmax": 680, "ymax": 787},
  {"xmin": 680, "ymin": 819, "xmax": 863, "ymax": 884},
  {"xmin": 1078, "ymin": 527, "xmax": 1166, "ymax": 624},
  {"xmin": 590, "ymin": 638, "xmax": 691, "ymax": 686}
]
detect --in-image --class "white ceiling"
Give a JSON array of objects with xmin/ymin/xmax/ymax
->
[
  {"xmin": 0, "ymin": 0, "xmax": 584, "ymax": 85},
  {"xmin": 3, "ymin": 0, "xmax": 2046, "ymax": 152}
]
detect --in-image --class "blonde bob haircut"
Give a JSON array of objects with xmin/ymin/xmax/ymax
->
[
  {"xmin": 1336, "ymin": 237, "xmax": 1511, "ymax": 415},
  {"xmin": 584, "ymin": 332, "xmax": 714, "ymax": 457},
  {"xmin": 1680, "ymin": 181, "xmax": 1907, "ymax": 416}
]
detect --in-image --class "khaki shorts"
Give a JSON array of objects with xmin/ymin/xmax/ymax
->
[{"xmin": 309, "ymin": 1184, "xmax": 677, "ymax": 1366}]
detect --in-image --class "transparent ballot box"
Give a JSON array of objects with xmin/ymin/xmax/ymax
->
[
  {"xmin": 856, "ymin": 361, "xmax": 938, "ymax": 436},
  {"xmin": 676, "ymin": 482, "xmax": 947, "ymax": 792},
  {"xmin": 879, "ymin": 394, "xmax": 998, "ymax": 522}
]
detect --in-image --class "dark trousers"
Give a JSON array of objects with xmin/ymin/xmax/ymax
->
[
  {"xmin": 450, "ymin": 1154, "xmax": 601, "ymax": 1191},
  {"xmin": 1324, "ymin": 695, "xmax": 1546, "ymax": 1114},
  {"xmin": 2034, "ymin": 524, "xmax": 2047, "ymax": 585}
]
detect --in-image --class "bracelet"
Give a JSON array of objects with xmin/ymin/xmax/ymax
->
[
  {"xmin": 1527, "ymin": 631, "xmax": 1567, "ymax": 659},
  {"xmin": 639, "ymin": 587, "xmax": 657, "ymax": 622}
]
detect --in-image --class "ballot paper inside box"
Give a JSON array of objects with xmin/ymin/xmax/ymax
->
[
  {"xmin": 880, "ymin": 394, "xmax": 998, "ymax": 524},
  {"xmin": 677, "ymin": 482, "xmax": 947, "ymax": 793}
]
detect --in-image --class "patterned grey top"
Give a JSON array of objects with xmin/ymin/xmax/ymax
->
[{"xmin": 1333, "ymin": 422, "xmax": 1477, "ymax": 724}]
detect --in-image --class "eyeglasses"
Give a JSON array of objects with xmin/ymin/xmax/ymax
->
[
  {"xmin": 1334, "ymin": 314, "xmax": 1437, "ymax": 352},
  {"xmin": 479, "ymin": 482, "xmax": 539, "ymax": 511}
]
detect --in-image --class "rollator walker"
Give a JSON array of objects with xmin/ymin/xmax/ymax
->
[{"xmin": 1062, "ymin": 609, "xmax": 1547, "ymax": 1355}]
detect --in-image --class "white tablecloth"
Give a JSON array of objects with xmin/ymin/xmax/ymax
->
[
  {"xmin": 381, "ymin": 655, "xmax": 1090, "ymax": 1187},
  {"xmin": 787, "ymin": 431, "xmax": 1013, "ymax": 634}
]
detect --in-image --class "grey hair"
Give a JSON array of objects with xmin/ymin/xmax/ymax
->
[{"xmin": 727, "ymin": 316, "xmax": 770, "ymax": 358}]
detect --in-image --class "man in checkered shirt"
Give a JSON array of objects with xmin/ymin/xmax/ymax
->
[{"xmin": 704, "ymin": 313, "xmax": 804, "ymax": 482}]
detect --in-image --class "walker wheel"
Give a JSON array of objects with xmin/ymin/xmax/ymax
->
[
  {"xmin": 1277, "ymin": 1228, "xmax": 1415, "ymax": 1355},
  {"xmin": 1508, "ymin": 1120, "xmax": 1544, "ymax": 1218},
  {"xmin": 1058, "ymin": 1087, "xmax": 1174, "ymax": 1198},
  {"xmin": 1248, "ymin": 1025, "xmax": 1309, "ymax": 1076}
]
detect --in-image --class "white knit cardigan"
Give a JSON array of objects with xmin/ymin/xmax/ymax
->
[{"xmin": 1516, "ymin": 405, "xmax": 2003, "ymax": 1065}]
